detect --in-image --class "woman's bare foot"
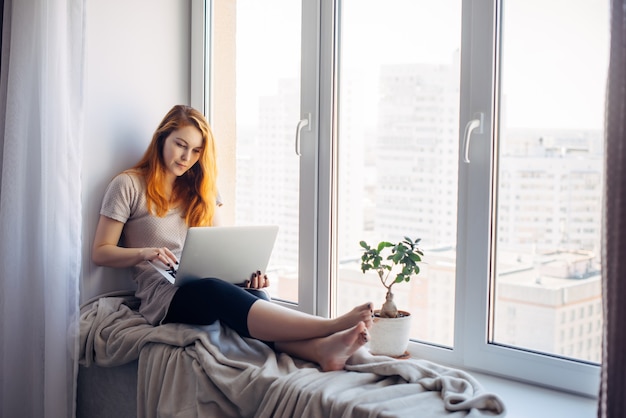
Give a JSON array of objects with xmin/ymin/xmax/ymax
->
[
  {"xmin": 316, "ymin": 321, "xmax": 370, "ymax": 372},
  {"xmin": 331, "ymin": 302, "xmax": 373, "ymax": 333}
]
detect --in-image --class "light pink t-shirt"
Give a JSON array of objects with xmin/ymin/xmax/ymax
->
[{"xmin": 99, "ymin": 171, "xmax": 189, "ymax": 325}]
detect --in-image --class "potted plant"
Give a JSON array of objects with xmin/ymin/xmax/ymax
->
[{"xmin": 360, "ymin": 237, "xmax": 424, "ymax": 357}]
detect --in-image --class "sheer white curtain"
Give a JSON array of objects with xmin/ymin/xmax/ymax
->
[{"xmin": 0, "ymin": 0, "xmax": 85, "ymax": 417}]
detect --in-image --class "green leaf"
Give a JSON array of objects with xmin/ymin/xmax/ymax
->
[{"xmin": 409, "ymin": 253, "xmax": 422, "ymax": 262}]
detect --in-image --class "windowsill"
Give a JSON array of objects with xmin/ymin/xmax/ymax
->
[{"xmin": 470, "ymin": 370, "xmax": 598, "ymax": 418}]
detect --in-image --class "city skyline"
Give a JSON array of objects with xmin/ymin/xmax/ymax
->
[
  {"xmin": 233, "ymin": 0, "xmax": 606, "ymax": 364},
  {"xmin": 233, "ymin": 59, "xmax": 604, "ymax": 363}
]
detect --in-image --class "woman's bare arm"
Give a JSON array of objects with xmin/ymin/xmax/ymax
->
[{"xmin": 91, "ymin": 215, "xmax": 177, "ymax": 268}]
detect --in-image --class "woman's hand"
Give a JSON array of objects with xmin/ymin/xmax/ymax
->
[
  {"xmin": 245, "ymin": 270, "xmax": 270, "ymax": 289},
  {"xmin": 142, "ymin": 247, "xmax": 178, "ymax": 268}
]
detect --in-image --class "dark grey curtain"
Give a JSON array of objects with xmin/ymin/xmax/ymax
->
[{"xmin": 599, "ymin": 0, "xmax": 626, "ymax": 416}]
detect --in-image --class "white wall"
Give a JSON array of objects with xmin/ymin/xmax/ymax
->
[{"xmin": 81, "ymin": 0, "xmax": 191, "ymax": 303}]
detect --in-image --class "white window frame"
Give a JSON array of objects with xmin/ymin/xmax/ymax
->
[
  {"xmin": 197, "ymin": 0, "xmax": 601, "ymax": 397},
  {"xmin": 453, "ymin": 0, "xmax": 600, "ymax": 396},
  {"xmin": 190, "ymin": 0, "xmax": 210, "ymax": 116}
]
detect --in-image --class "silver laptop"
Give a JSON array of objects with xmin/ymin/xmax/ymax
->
[{"xmin": 149, "ymin": 225, "xmax": 279, "ymax": 287}]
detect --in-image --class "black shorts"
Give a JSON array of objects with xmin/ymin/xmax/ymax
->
[{"xmin": 163, "ymin": 277, "xmax": 269, "ymax": 338}]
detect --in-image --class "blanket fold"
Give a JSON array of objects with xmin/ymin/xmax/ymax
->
[{"xmin": 79, "ymin": 297, "xmax": 506, "ymax": 418}]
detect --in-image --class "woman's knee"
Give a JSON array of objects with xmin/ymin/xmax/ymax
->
[{"xmin": 245, "ymin": 288, "xmax": 271, "ymax": 301}]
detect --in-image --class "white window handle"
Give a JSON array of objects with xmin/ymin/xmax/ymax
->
[
  {"xmin": 295, "ymin": 113, "xmax": 311, "ymax": 156},
  {"xmin": 462, "ymin": 113, "xmax": 484, "ymax": 163}
]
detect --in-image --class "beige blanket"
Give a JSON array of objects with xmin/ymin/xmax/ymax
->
[{"xmin": 79, "ymin": 296, "xmax": 506, "ymax": 418}]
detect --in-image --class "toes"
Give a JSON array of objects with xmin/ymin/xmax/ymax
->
[
  {"xmin": 360, "ymin": 302, "xmax": 374, "ymax": 317},
  {"xmin": 364, "ymin": 317, "xmax": 373, "ymax": 329}
]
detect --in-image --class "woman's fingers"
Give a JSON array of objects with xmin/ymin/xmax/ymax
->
[
  {"xmin": 249, "ymin": 271, "xmax": 258, "ymax": 288},
  {"xmin": 163, "ymin": 247, "xmax": 179, "ymax": 265},
  {"xmin": 248, "ymin": 271, "xmax": 270, "ymax": 289},
  {"xmin": 151, "ymin": 247, "xmax": 178, "ymax": 267}
]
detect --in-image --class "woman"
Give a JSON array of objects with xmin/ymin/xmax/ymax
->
[{"xmin": 92, "ymin": 105, "xmax": 373, "ymax": 371}]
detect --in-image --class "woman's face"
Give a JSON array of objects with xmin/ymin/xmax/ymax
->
[{"xmin": 161, "ymin": 125, "xmax": 204, "ymax": 181}]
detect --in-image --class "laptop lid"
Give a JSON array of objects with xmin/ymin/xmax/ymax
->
[{"xmin": 172, "ymin": 225, "xmax": 279, "ymax": 287}]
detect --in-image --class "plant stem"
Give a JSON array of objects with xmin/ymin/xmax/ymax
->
[{"xmin": 378, "ymin": 270, "xmax": 393, "ymax": 291}]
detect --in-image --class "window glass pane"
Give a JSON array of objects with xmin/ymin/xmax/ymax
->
[
  {"xmin": 235, "ymin": 0, "xmax": 301, "ymax": 303},
  {"xmin": 492, "ymin": 0, "xmax": 608, "ymax": 363},
  {"xmin": 336, "ymin": 0, "xmax": 461, "ymax": 347}
]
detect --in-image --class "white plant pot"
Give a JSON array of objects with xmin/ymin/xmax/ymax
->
[{"xmin": 368, "ymin": 310, "xmax": 411, "ymax": 357}]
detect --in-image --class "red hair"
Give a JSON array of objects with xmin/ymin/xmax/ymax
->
[{"xmin": 129, "ymin": 105, "xmax": 218, "ymax": 227}]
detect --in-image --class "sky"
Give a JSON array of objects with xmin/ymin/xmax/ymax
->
[{"xmin": 235, "ymin": 0, "xmax": 609, "ymax": 131}]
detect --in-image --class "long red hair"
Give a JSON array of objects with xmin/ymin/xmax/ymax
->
[{"xmin": 129, "ymin": 105, "xmax": 218, "ymax": 227}]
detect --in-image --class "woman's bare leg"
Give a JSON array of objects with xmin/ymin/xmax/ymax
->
[
  {"xmin": 275, "ymin": 321, "xmax": 370, "ymax": 372},
  {"xmin": 247, "ymin": 300, "xmax": 373, "ymax": 342}
]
